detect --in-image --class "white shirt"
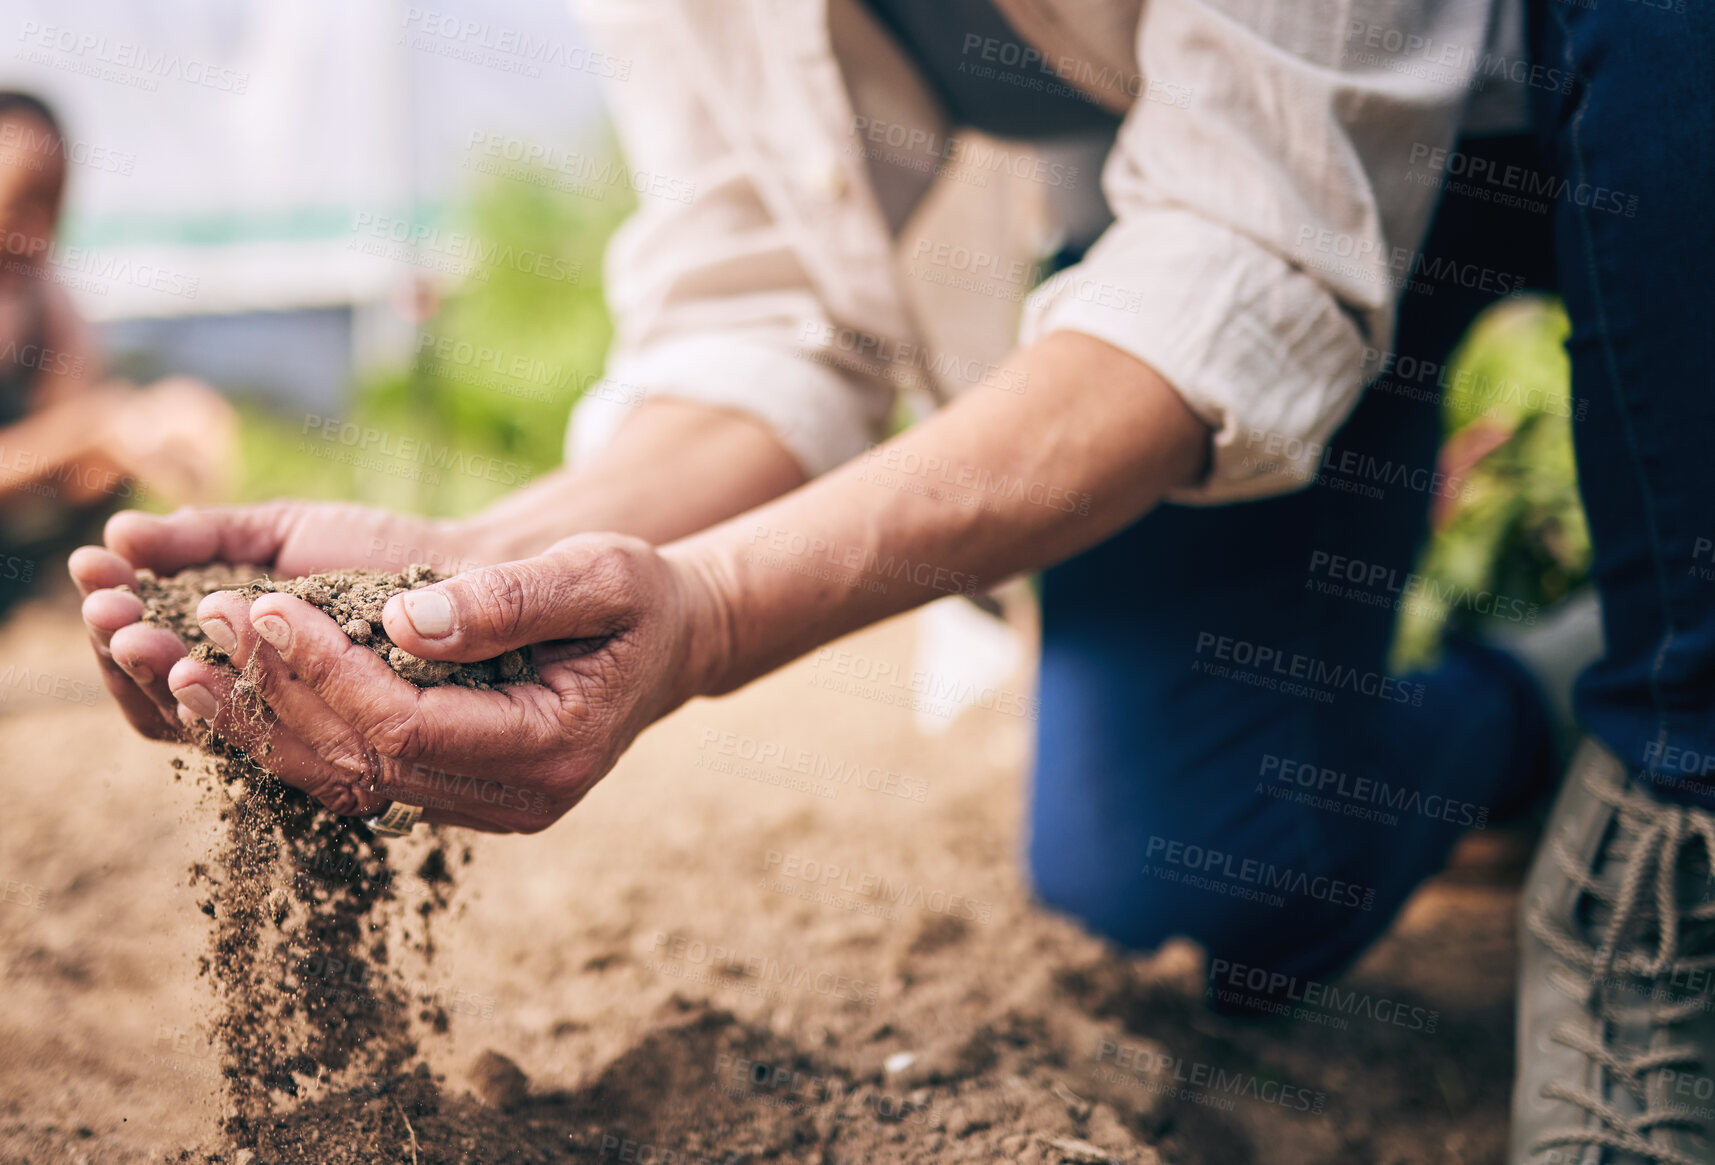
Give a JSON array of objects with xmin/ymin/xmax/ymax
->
[{"xmin": 568, "ymin": 0, "xmax": 1527, "ymax": 503}]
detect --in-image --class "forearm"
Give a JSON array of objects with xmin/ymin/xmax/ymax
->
[
  {"xmin": 469, "ymin": 397, "xmax": 808, "ymax": 560},
  {"xmin": 667, "ymin": 331, "xmax": 1213, "ymax": 696}
]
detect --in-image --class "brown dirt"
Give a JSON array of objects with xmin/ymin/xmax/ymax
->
[
  {"xmin": 131, "ymin": 562, "xmax": 539, "ymax": 689},
  {"xmin": 0, "ymin": 581, "xmax": 1528, "ymax": 1164}
]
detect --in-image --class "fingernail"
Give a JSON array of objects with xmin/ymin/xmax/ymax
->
[
  {"xmin": 253, "ymin": 613, "xmax": 293, "ymax": 654},
  {"xmin": 122, "ymin": 659, "xmax": 155, "ymax": 685},
  {"xmin": 401, "ymin": 590, "xmax": 453, "ymax": 638},
  {"xmin": 175, "ymin": 683, "xmax": 217, "ymax": 720},
  {"xmin": 199, "ymin": 616, "xmax": 237, "ymax": 653}
]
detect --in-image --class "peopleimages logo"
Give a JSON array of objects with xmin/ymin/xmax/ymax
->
[
  {"xmin": 957, "ymin": 34, "xmax": 1193, "ymax": 110},
  {"xmin": 0, "ymin": 336, "xmax": 85, "ymax": 381},
  {"xmin": 16, "ymin": 20, "xmax": 251, "ymax": 94},
  {"xmin": 1207, "ymin": 958, "xmax": 1440, "ymax": 1034},
  {"xmin": 0, "ymin": 665, "xmax": 99, "ymax": 707},
  {"xmin": 762, "ymin": 850, "xmax": 991, "ymax": 922},
  {"xmin": 709, "ymin": 1054, "xmax": 940, "ymax": 1127},
  {"xmin": 1307, "ymin": 549, "xmax": 1538, "ymax": 625},
  {"xmin": 908, "ymin": 239, "xmax": 1040, "ymax": 287},
  {"xmin": 1260, "ymin": 753, "xmax": 1490, "ymax": 830},
  {"xmin": 1407, "ymin": 143, "xmax": 1636, "ymax": 218},
  {"xmin": 1295, "ymin": 226, "xmax": 1526, "ymax": 297},
  {"xmin": 806, "ymin": 648, "xmax": 1039, "ymax": 722},
  {"xmin": 1, "ymin": 878, "xmax": 49, "ymax": 912},
  {"xmin": 645, "ymin": 932, "xmax": 880, "ymax": 1007},
  {"xmin": 299, "ymin": 415, "xmax": 533, "ymax": 487},
  {"xmin": 462, "ymin": 131, "xmax": 696, "ymax": 205},
  {"xmin": 1092, "ymin": 1036, "xmax": 1327, "ymax": 1114},
  {"xmin": 747, "ymin": 524, "xmax": 979, "ymax": 597},
  {"xmin": 697, "ymin": 730, "xmax": 930, "ymax": 803},
  {"xmin": 849, "ymin": 115, "xmax": 1080, "ymax": 188},
  {"xmin": 0, "ymin": 231, "xmax": 199, "ymax": 299},
  {"xmin": 0, "ymin": 445, "xmax": 146, "ymax": 503},
  {"xmin": 393, "ymin": 764, "xmax": 550, "ymax": 820},
  {"xmin": 399, "ymin": 7, "xmax": 631, "ymax": 80},
  {"xmin": 1144, "ymin": 835, "xmax": 1377, "ymax": 912},
  {"xmin": 798, "ymin": 320, "xmax": 1029, "ymax": 394},
  {"xmin": 1240, "ymin": 428, "xmax": 1472, "ymax": 502},
  {"xmin": 347, "ymin": 213, "xmax": 583, "ymax": 285},
  {"xmin": 1364, "ymin": 344, "xmax": 1588, "ymax": 421},
  {"xmin": 0, "ymin": 118, "xmax": 135, "ymax": 176},
  {"xmin": 858, "ymin": 445, "xmax": 1093, "ymax": 516},
  {"xmin": 1193, "ymin": 631, "xmax": 1427, "ymax": 707},
  {"xmin": 1341, "ymin": 21, "xmax": 1574, "ymax": 95}
]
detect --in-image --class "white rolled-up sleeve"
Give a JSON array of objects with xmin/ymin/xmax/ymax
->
[
  {"xmin": 569, "ymin": 328, "xmax": 893, "ymax": 474},
  {"xmin": 567, "ymin": 2, "xmax": 902, "ymax": 477},
  {"xmin": 1021, "ymin": 0, "xmax": 1495, "ymax": 504}
]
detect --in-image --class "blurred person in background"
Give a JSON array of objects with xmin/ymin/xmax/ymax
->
[
  {"xmin": 0, "ymin": 90, "xmax": 234, "ymax": 611},
  {"xmin": 70, "ymin": 2, "xmax": 1715, "ymax": 1159}
]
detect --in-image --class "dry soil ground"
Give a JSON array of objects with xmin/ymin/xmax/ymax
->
[{"xmin": 0, "ymin": 580, "xmax": 1526, "ymax": 1163}]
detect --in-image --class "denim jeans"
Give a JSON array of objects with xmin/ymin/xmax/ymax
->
[
  {"xmin": 1530, "ymin": 0, "xmax": 1715, "ymax": 808},
  {"xmin": 1028, "ymin": 0, "xmax": 1715, "ymax": 980}
]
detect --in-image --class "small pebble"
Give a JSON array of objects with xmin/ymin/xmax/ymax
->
[
  {"xmin": 468, "ymin": 1049, "xmax": 529, "ymax": 1110},
  {"xmin": 497, "ymin": 650, "xmax": 524, "ymax": 679},
  {"xmin": 884, "ymin": 1052, "xmax": 917, "ymax": 1076},
  {"xmin": 343, "ymin": 618, "xmax": 373, "ymax": 643}
]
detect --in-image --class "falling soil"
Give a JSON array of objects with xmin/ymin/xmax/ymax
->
[{"xmin": 128, "ymin": 564, "xmax": 540, "ymax": 1160}]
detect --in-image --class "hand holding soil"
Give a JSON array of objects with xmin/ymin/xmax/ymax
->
[
  {"xmin": 151, "ymin": 531, "xmax": 715, "ymax": 834},
  {"xmin": 71, "ymin": 502, "xmax": 491, "ymax": 745}
]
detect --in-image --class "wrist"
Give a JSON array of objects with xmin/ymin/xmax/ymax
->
[{"xmin": 661, "ymin": 544, "xmax": 737, "ymax": 706}]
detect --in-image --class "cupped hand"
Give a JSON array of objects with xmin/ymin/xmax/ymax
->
[
  {"xmin": 160, "ymin": 533, "xmax": 726, "ymax": 833},
  {"xmin": 71, "ymin": 501, "xmax": 481, "ymax": 743}
]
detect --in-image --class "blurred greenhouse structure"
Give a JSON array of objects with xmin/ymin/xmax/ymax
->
[{"xmin": 7, "ymin": 0, "xmax": 609, "ymax": 410}]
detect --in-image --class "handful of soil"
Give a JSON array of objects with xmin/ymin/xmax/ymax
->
[
  {"xmin": 135, "ymin": 561, "xmax": 540, "ymax": 689},
  {"xmin": 130, "ymin": 563, "xmax": 540, "ymax": 1157}
]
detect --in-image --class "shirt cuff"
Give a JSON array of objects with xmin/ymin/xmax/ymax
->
[
  {"xmin": 566, "ymin": 333, "xmax": 893, "ymax": 477},
  {"xmin": 1020, "ymin": 207, "xmax": 1368, "ymax": 506}
]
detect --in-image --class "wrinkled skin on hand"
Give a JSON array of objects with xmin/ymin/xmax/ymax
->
[{"xmin": 77, "ymin": 515, "xmax": 723, "ymax": 833}]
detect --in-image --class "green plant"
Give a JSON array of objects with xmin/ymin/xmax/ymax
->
[
  {"xmin": 1393, "ymin": 296, "xmax": 1592, "ymax": 669},
  {"xmin": 237, "ymin": 158, "xmax": 629, "ymax": 516}
]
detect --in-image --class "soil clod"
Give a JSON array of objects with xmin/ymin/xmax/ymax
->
[{"xmin": 467, "ymin": 1049, "xmax": 529, "ymax": 1111}]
